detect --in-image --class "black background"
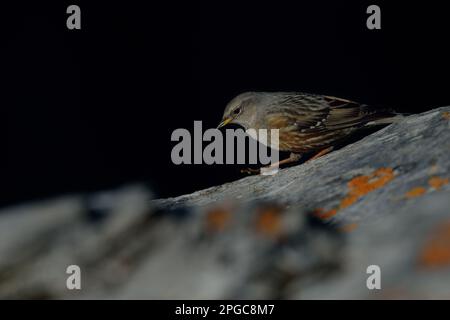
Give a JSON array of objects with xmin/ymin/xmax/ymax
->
[{"xmin": 2, "ymin": 1, "xmax": 450, "ymax": 207}]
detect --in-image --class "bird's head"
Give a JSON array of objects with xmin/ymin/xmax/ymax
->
[{"xmin": 217, "ymin": 92, "xmax": 260, "ymax": 130}]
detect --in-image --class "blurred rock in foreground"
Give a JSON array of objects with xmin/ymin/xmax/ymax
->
[{"xmin": 1, "ymin": 107, "xmax": 450, "ymax": 299}]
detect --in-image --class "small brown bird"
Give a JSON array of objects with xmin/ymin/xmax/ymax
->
[{"xmin": 217, "ymin": 92, "xmax": 401, "ymax": 173}]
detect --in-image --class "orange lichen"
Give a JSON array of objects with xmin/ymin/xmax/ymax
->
[
  {"xmin": 418, "ymin": 221, "xmax": 450, "ymax": 268},
  {"xmin": 255, "ymin": 206, "xmax": 283, "ymax": 238},
  {"xmin": 339, "ymin": 168, "xmax": 395, "ymax": 209},
  {"xmin": 338, "ymin": 223, "xmax": 359, "ymax": 233},
  {"xmin": 428, "ymin": 176, "xmax": 449, "ymax": 190},
  {"xmin": 206, "ymin": 208, "xmax": 232, "ymax": 232},
  {"xmin": 402, "ymin": 176, "xmax": 448, "ymax": 200},
  {"xmin": 314, "ymin": 168, "xmax": 395, "ymax": 220},
  {"xmin": 405, "ymin": 187, "xmax": 427, "ymax": 199},
  {"xmin": 442, "ymin": 111, "xmax": 450, "ymax": 120}
]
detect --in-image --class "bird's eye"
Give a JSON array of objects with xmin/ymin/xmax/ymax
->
[{"xmin": 233, "ymin": 107, "xmax": 241, "ymax": 115}]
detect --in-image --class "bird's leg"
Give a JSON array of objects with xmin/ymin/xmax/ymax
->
[
  {"xmin": 241, "ymin": 153, "xmax": 302, "ymax": 175},
  {"xmin": 265, "ymin": 152, "xmax": 302, "ymax": 169},
  {"xmin": 306, "ymin": 146, "xmax": 334, "ymax": 162}
]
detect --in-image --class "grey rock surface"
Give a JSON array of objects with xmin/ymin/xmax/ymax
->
[{"xmin": 0, "ymin": 107, "xmax": 450, "ymax": 299}]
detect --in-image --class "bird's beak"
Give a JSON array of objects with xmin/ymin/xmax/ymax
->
[{"xmin": 217, "ymin": 117, "xmax": 233, "ymax": 129}]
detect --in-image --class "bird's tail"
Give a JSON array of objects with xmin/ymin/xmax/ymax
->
[
  {"xmin": 363, "ymin": 107, "xmax": 407, "ymax": 126},
  {"xmin": 366, "ymin": 114, "xmax": 405, "ymax": 126}
]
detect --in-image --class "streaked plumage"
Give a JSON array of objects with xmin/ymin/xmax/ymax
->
[{"xmin": 218, "ymin": 92, "xmax": 401, "ymax": 170}]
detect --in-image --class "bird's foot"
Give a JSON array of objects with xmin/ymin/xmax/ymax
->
[
  {"xmin": 241, "ymin": 167, "xmax": 279, "ymax": 176},
  {"xmin": 240, "ymin": 153, "xmax": 302, "ymax": 176},
  {"xmin": 241, "ymin": 167, "xmax": 260, "ymax": 175}
]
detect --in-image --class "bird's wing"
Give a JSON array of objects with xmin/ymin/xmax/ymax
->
[{"xmin": 264, "ymin": 93, "xmax": 378, "ymax": 133}]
